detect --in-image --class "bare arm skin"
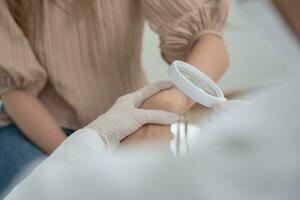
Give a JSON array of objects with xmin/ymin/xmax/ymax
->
[
  {"xmin": 2, "ymin": 90, "xmax": 67, "ymax": 155},
  {"xmin": 121, "ymin": 35, "xmax": 229, "ymax": 148}
]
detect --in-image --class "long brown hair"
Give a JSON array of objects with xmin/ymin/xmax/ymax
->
[{"xmin": 5, "ymin": 0, "xmax": 92, "ymax": 37}]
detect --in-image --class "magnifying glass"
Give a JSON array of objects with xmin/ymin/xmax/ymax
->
[{"xmin": 168, "ymin": 60, "xmax": 227, "ymax": 108}]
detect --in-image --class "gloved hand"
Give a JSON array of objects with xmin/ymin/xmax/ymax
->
[{"xmin": 86, "ymin": 81, "xmax": 180, "ymax": 150}]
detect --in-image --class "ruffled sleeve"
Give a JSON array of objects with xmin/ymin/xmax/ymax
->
[
  {"xmin": 0, "ymin": 0, "xmax": 47, "ymax": 96},
  {"xmin": 141, "ymin": 0, "xmax": 229, "ymax": 63}
]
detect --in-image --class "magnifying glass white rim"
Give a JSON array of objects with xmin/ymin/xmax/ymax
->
[{"xmin": 168, "ymin": 60, "xmax": 226, "ymax": 107}]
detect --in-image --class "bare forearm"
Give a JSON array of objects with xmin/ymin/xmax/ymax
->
[
  {"xmin": 2, "ymin": 90, "xmax": 67, "ymax": 154},
  {"xmin": 121, "ymin": 35, "xmax": 229, "ymax": 146},
  {"xmin": 147, "ymin": 35, "xmax": 228, "ymax": 113}
]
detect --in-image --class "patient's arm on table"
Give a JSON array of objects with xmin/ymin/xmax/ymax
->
[{"xmin": 121, "ymin": 35, "xmax": 229, "ymax": 148}]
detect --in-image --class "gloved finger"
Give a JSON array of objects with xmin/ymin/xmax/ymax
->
[
  {"xmin": 135, "ymin": 109, "xmax": 180, "ymax": 125},
  {"xmin": 132, "ymin": 81, "xmax": 173, "ymax": 106}
]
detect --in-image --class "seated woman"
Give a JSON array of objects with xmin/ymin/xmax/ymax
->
[{"xmin": 0, "ymin": 0, "xmax": 229, "ymax": 195}]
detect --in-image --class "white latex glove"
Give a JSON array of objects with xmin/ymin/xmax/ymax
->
[{"xmin": 86, "ymin": 81, "xmax": 180, "ymax": 150}]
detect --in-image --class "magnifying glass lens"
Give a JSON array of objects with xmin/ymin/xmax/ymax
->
[{"xmin": 179, "ymin": 69, "xmax": 218, "ymax": 97}]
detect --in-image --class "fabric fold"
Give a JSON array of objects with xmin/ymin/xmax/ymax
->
[
  {"xmin": 0, "ymin": 1, "xmax": 47, "ymax": 97},
  {"xmin": 142, "ymin": 0, "xmax": 229, "ymax": 62}
]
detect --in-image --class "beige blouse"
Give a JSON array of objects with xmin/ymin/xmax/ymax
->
[{"xmin": 0, "ymin": 0, "xmax": 229, "ymax": 130}]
